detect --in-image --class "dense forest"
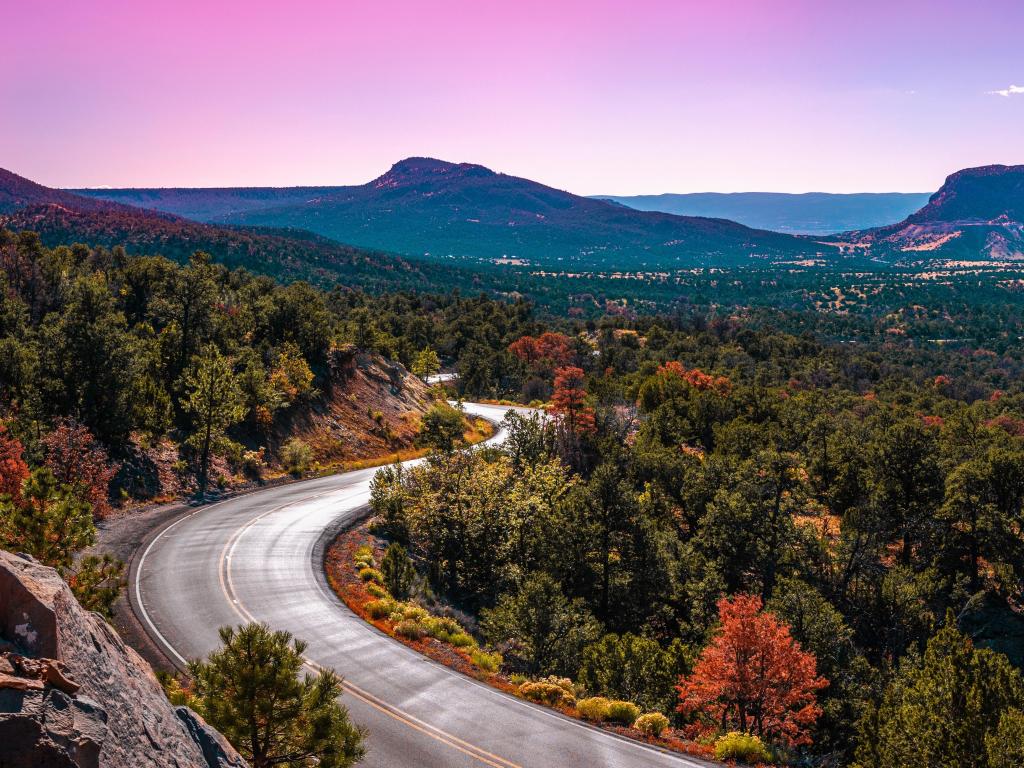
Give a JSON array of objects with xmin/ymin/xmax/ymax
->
[
  {"xmin": 366, "ymin": 320, "xmax": 1024, "ymax": 764},
  {"xmin": 3, "ymin": 225, "xmax": 1024, "ymax": 766}
]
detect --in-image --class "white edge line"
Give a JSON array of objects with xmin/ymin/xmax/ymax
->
[{"xmin": 133, "ymin": 404, "xmax": 710, "ymax": 768}]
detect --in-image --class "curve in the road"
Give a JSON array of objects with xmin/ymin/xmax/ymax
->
[{"xmin": 131, "ymin": 402, "xmax": 712, "ymax": 768}]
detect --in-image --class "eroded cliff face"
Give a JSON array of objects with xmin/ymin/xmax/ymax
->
[{"xmin": 0, "ymin": 550, "xmax": 246, "ymax": 768}]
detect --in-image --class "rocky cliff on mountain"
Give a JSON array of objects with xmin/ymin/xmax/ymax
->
[
  {"xmin": 822, "ymin": 164, "xmax": 1024, "ymax": 261},
  {"xmin": 0, "ymin": 550, "xmax": 246, "ymax": 768}
]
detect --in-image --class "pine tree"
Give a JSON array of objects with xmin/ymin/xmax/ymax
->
[
  {"xmin": 0, "ymin": 467, "xmax": 124, "ymax": 616},
  {"xmin": 411, "ymin": 346, "xmax": 441, "ymax": 380},
  {"xmin": 854, "ymin": 614, "xmax": 1024, "ymax": 768},
  {"xmin": 181, "ymin": 345, "xmax": 245, "ymax": 497},
  {"xmin": 381, "ymin": 542, "xmax": 415, "ymax": 599},
  {"xmin": 188, "ymin": 623, "xmax": 365, "ymax": 768}
]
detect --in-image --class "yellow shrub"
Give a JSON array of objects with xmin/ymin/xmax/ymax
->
[
  {"xmin": 395, "ymin": 619, "xmax": 427, "ymax": 639},
  {"xmin": 607, "ymin": 700, "xmax": 640, "ymax": 726},
  {"xmin": 358, "ymin": 567, "xmax": 383, "ymax": 584},
  {"xmin": 470, "ymin": 648, "xmax": 502, "ymax": 673},
  {"xmin": 365, "ymin": 599, "xmax": 396, "ymax": 619},
  {"xmin": 519, "ymin": 680, "xmax": 576, "ymax": 707},
  {"xmin": 634, "ymin": 712, "xmax": 670, "ymax": 737},
  {"xmin": 714, "ymin": 732, "xmax": 771, "ymax": 763},
  {"xmin": 577, "ymin": 697, "xmax": 612, "ymax": 722},
  {"xmin": 366, "ymin": 583, "xmax": 389, "ymax": 599},
  {"xmin": 398, "ymin": 604, "xmax": 429, "ymax": 622}
]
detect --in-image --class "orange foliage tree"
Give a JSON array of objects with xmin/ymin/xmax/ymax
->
[
  {"xmin": 551, "ymin": 366, "xmax": 595, "ymax": 436},
  {"xmin": 659, "ymin": 361, "xmax": 732, "ymax": 396},
  {"xmin": 677, "ymin": 594, "xmax": 827, "ymax": 748},
  {"xmin": 509, "ymin": 332, "xmax": 575, "ymax": 367},
  {"xmin": 0, "ymin": 426, "xmax": 29, "ymax": 506},
  {"xmin": 41, "ymin": 418, "xmax": 119, "ymax": 518}
]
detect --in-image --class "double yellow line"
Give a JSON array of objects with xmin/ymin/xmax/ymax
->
[{"xmin": 217, "ymin": 490, "xmax": 524, "ymax": 768}]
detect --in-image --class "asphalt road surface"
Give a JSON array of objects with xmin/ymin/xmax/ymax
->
[{"xmin": 131, "ymin": 403, "xmax": 712, "ymax": 768}]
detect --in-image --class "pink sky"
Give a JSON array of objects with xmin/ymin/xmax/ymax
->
[{"xmin": 2, "ymin": 0, "xmax": 1023, "ymax": 193}]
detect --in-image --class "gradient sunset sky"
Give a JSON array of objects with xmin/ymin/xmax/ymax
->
[{"xmin": 3, "ymin": 0, "xmax": 1023, "ymax": 194}]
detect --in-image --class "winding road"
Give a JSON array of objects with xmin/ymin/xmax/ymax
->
[{"xmin": 130, "ymin": 403, "xmax": 711, "ymax": 768}]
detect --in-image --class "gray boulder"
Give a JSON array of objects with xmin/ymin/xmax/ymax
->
[{"xmin": 0, "ymin": 551, "xmax": 247, "ymax": 768}]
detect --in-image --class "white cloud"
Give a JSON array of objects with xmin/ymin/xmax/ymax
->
[{"xmin": 988, "ymin": 84, "xmax": 1024, "ymax": 97}]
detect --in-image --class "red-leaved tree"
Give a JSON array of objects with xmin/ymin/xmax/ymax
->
[
  {"xmin": 677, "ymin": 594, "xmax": 827, "ymax": 748},
  {"xmin": 509, "ymin": 332, "xmax": 575, "ymax": 368},
  {"xmin": 41, "ymin": 419, "xmax": 119, "ymax": 518},
  {"xmin": 659, "ymin": 361, "xmax": 732, "ymax": 396},
  {"xmin": 0, "ymin": 425, "xmax": 29, "ymax": 506},
  {"xmin": 551, "ymin": 366, "xmax": 595, "ymax": 437}
]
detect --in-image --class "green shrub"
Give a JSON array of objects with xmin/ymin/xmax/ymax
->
[
  {"xmin": 448, "ymin": 631, "xmax": 476, "ymax": 648},
  {"xmin": 470, "ymin": 648, "xmax": 503, "ymax": 673},
  {"xmin": 366, "ymin": 583, "xmax": 389, "ymax": 599},
  {"xmin": 714, "ymin": 732, "xmax": 771, "ymax": 764},
  {"xmin": 398, "ymin": 604, "xmax": 429, "ymax": 622},
  {"xmin": 395, "ymin": 619, "xmax": 427, "ymax": 639},
  {"xmin": 354, "ymin": 545, "xmax": 373, "ymax": 559},
  {"xmin": 425, "ymin": 615, "xmax": 463, "ymax": 639},
  {"xmin": 576, "ymin": 697, "xmax": 612, "ymax": 722},
  {"xmin": 358, "ymin": 567, "xmax": 383, "ymax": 584},
  {"xmin": 366, "ymin": 599, "xmax": 396, "ymax": 619},
  {"xmin": 634, "ymin": 712, "xmax": 669, "ymax": 737},
  {"xmin": 607, "ymin": 700, "xmax": 640, "ymax": 726},
  {"xmin": 280, "ymin": 438, "xmax": 313, "ymax": 475},
  {"xmin": 519, "ymin": 680, "xmax": 576, "ymax": 707}
]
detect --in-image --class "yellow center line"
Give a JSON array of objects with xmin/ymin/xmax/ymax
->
[{"xmin": 217, "ymin": 491, "xmax": 525, "ymax": 768}]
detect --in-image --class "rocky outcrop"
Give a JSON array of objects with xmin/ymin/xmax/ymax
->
[{"xmin": 0, "ymin": 550, "xmax": 246, "ymax": 768}]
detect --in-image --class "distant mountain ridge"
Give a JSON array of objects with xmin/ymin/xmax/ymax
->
[
  {"xmin": 76, "ymin": 157, "xmax": 823, "ymax": 269},
  {"xmin": 0, "ymin": 167, "xmax": 431, "ymax": 290},
  {"xmin": 74, "ymin": 184, "xmax": 344, "ymax": 222},
  {"xmin": 39, "ymin": 158, "xmax": 1024, "ymax": 268},
  {"xmin": 593, "ymin": 191, "xmax": 930, "ymax": 235}
]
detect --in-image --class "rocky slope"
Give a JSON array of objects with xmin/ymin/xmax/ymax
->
[
  {"xmin": 821, "ymin": 165, "xmax": 1024, "ymax": 261},
  {"xmin": 0, "ymin": 550, "xmax": 246, "ymax": 768}
]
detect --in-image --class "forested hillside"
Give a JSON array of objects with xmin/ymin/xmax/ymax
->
[
  {"xmin": 359, "ymin": 317, "xmax": 1024, "ymax": 764},
  {"xmin": 80, "ymin": 157, "xmax": 824, "ymax": 269}
]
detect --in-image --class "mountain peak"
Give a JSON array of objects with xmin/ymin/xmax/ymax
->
[
  {"xmin": 909, "ymin": 163, "xmax": 1024, "ymax": 224},
  {"xmin": 374, "ymin": 157, "xmax": 496, "ymax": 188}
]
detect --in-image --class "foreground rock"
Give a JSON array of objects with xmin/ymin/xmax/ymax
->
[{"xmin": 0, "ymin": 550, "xmax": 246, "ymax": 768}]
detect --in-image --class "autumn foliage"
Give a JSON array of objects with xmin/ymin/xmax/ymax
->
[
  {"xmin": 551, "ymin": 366, "xmax": 595, "ymax": 436},
  {"xmin": 41, "ymin": 418, "xmax": 119, "ymax": 518},
  {"xmin": 677, "ymin": 594, "xmax": 827, "ymax": 748},
  {"xmin": 509, "ymin": 332, "xmax": 575, "ymax": 367},
  {"xmin": 659, "ymin": 361, "xmax": 732, "ymax": 396},
  {"xmin": 0, "ymin": 426, "xmax": 29, "ymax": 506}
]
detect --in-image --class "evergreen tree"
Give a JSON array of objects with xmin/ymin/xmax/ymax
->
[
  {"xmin": 381, "ymin": 542, "xmax": 415, "ymax": 600},
  {"xmin": 188, "ymin": 623, "xmax": 365, "ymax": 768},
  {"xmin": 411, "ymin": 346, "xmax": 441, "ymax": 380},
  {"xmin": 481, "ymin": 572, "xmax": 601, "ymax": 677},
  {"xmin": 417, "ymin": 401, "xmax": 464, "ymax": 453},
  {"xmin": 181, "ymin": 345, "xmax": 245, "ymax": 497},
  {"xmin": 854, "ymin": 615, "xmax": 1024, "ymax": 768},
  {"xmin": 0, "ymin": 468, "xmax": 123, "ymax": 616}
]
